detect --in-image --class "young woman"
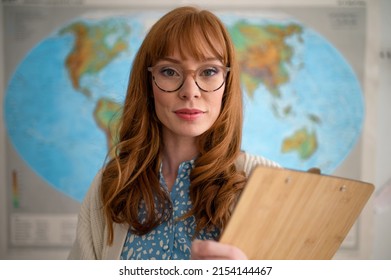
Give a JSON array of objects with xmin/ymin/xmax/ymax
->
[{"xmin": 68, "ymin": 6, "xmax": 279, "ymax": 260}]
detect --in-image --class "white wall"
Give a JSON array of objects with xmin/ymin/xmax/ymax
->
[
  {"xmin": 372, "ymin": 0, "xmax": 391, "ymax": 259},
  {"xmin": 0, "ymin": 2, "xmax": 7, "ymax": 260}
]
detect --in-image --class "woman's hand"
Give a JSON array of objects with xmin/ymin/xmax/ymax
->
[{"xmin": 190, "ymin": 239, "xmax": 248, "ymax": 260}]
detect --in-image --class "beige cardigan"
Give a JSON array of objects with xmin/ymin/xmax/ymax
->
[{"xmin": 68, "ymin": 152, "xmax": 280, "ymax": 260}]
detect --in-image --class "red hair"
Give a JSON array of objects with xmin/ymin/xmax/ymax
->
[{"xmin": 100, "ymin": 6, "xmax": 246, "ymax": 244}]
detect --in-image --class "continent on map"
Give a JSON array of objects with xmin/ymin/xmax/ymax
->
[
  {"xmin": 229, "ymin": 21, "xmax": 319, "ymax": 161},
  {"xmin": 60, "ymin": 20, "xmax": 131, "ymax": 97},
  {"xmin": 281, "ymin": 127, "xmax": 318, "ymax": 160},
  {"xmin": 229, "ymin": 21, "xmax": 303, "ymax": 98},
  {"xmin": 94, "ymin": 98, "xmax": 122, "ymax": 158},
  {"xmin": 59, "ymin": 20, "xmax": 131, "ymax": 158}
]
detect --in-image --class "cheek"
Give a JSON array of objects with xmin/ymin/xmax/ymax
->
[
  {"xmin": 153, "ymin": 89, "xmax": 168, "ymax": 114},
  {"xmin": 210, "ymin": 93, "xmax": 224, "ymax": 117}
]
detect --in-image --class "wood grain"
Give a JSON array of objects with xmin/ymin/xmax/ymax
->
[{"xmin": 220, "ymin": 166, "xmax": 374, "ymax": 259}]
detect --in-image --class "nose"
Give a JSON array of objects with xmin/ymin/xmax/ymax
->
[{"xmin": 178, "ymin": 73, "xmax": 201, "ymax": 99}]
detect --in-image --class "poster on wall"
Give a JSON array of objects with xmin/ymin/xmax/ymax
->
[{"xmin": 1, "ymin": 0, "xmax": 369, "ymax": 257}]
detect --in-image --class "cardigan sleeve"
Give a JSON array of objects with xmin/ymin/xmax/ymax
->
[
  {"xmin": 68, "ymin": 170, "xmax": 106, "ymax": 260},
  {"xmin": 236, "ymin": 152, "xmax": 281, "ymax": 176}
]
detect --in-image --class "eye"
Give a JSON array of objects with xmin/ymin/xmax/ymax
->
[
  {"xmin": 159, "ymin": 67, "xmax": 181, "ymax": 78},
  {"xmin": 199, "ymin": 66, "xmax": 219, "ymax": 77}
]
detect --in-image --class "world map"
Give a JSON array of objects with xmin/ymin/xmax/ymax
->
[{"xmin": 4, "ymin": 12, "xmax": 364, "ymax": 202}]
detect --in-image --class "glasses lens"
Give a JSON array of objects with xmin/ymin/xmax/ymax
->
[
  {"xmin": 152, "ymin": 65, "xmax": 183, "ymax": 92},
  {"xmin": 195, "ymin": 65, "xmax": 227, "ymax": 92},
  {"xmin": 150, "ymin": 65, "xmax": 228, "ymax": 92}
]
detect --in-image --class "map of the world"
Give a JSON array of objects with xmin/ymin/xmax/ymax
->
[{"xmin": 4, "ymin": 11, "xmax": 364, "ymax": 202}]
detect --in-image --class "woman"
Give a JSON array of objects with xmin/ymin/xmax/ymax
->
[{"xmin": 68, "ymin": 6, "xmax": 279, "ymax": 260}]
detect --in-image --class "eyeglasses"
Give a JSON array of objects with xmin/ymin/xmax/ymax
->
[{"xmin": 147, "ymin": 64, "xmax": 230, "ymax": 93}]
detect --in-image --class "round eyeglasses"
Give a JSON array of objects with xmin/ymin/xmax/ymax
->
[{"xmin": 148, "ymin": 64, "xmax": 230, "ymax": 93}]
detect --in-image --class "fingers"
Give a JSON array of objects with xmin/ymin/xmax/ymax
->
[{"xmin": 191, "ymin": 240, "xmax": 248, "ymax": 260}]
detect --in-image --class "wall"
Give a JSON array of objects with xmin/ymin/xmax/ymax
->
[{"xmin": 372, "ymin": 0, "xmax": 391, "ymax": 259}]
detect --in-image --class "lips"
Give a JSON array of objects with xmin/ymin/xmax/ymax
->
[{"xmin": 174, "ymin": 108, "xmax": 205, "ymax": 121}]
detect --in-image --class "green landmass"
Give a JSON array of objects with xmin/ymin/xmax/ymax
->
[
  {"xmin": 308, "ymin": 113, "xmax": 322, "ymax": 125},
  {"xmin": 60, "ymin": 20, "xmax": 130, "ymax": 97},
  {"xmin": 229, "ymin": 21, "xmax": 303, "ymax": 98},
  {"xmin": 60, "ymin": 20, "xmax": 130, "ymax": 154},
  {"xmin": 281, "ymin": 127, "xmax": 318, "ymax": 159},
  {"xmin": 94, "ymin": 98, "xmax": 122, "ymax": 157}
]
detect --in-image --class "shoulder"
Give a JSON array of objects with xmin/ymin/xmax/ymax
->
[
  {"xmin": 68, "ymin": 169, "xmax": 106, "ymax": 259},
  {"xmin": 82, "ymin": 169, "xmax": 104, "ymax": 211},
  {"xmin": 235, "ymin": 151, "xmax": 281, "ymax": 177}
]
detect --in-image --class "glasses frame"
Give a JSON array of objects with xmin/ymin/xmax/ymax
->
[{"xmin": 147, "ymin": 65, "xmax": 230, "ymax": 93}]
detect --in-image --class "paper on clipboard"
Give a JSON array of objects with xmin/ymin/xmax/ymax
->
[{"xmin": 219, "ymin": 166, "xmax": 374, "ymax": 259}]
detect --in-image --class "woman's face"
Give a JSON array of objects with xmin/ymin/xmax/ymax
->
[{"xmin": 151, "ymin": 49, "xmax": 226, "ymax": 141}]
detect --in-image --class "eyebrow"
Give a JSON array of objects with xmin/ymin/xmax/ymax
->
[{"xmin": 158, "ymin": 57, "xmax": 222, "ymax": 64}]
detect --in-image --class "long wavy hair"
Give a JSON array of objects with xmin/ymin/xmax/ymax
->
[{"xmin": 100, "ymin": 6, "xmax": 246, "ymax": 245}]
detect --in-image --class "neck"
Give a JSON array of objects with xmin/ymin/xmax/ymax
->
[
  {"xmin": 162, "ymin": 137, "xmax": 198, "ymax": 172},
  {"xmin": 161, "ymin": 134, "xmax": 198, "ymax": 190}
]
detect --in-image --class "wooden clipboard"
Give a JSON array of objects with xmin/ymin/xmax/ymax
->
[{"xmin": 219, "ymin": 165, "xmax": 374, "ymax": 259}]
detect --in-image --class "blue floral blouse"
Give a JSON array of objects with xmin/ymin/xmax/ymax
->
[{"xmin": 120, "ymin": 159, "xmax": 220, "ymax": 260}]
